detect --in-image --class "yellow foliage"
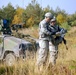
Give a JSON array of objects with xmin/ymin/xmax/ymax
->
[
  {"xmin": 12, "ymin": 8, "xmax": 24, "ymax": 24},
  {"xmin": 12, "ymin": 15, "xmax": 21, "ymax": 24},
  {"xmin": 26, "ymin": 16, "xmax": 34, "ymax": 27},
  {"xmin": 16, "ymin": 8, "xmax": 24, "ymax": 16},
  {"xmin": 57, "ymin": 13, "xmax": 66, "ymax": 25}
]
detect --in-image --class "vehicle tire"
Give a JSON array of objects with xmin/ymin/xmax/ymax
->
[{"xmin": 5, "ymin": 53, "xmax": 16, "ymax": 66}]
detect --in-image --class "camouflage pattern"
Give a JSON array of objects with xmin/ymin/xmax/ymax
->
[
  {"xmin": 48, "ymin": 22, "xmax": 67, "ymax": 65},
  {"xmin": 0, "ymin": 35, "xmax": 36, "ymax": 60},
  {"xmin": 37, "ymin": 17, "xmax": 52, "ymax": 67},
  {"xmin": 37, "ymin": 40, "xmax": 49, "ymax": 66},
  {"xmin": 39, "ymin": 19, "xmax": 52, "ymax": 41}
]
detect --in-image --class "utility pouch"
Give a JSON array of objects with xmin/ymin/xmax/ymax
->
[{"xmin": 41, "ymin": 34, "xmax": 46, "ymax": 38}]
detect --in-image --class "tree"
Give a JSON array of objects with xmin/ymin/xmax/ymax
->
[
  {"xmin": 0, "ymin": 8, "xmax": 4, "ymax": 19},
  {"xmin": 57, "ymin": 13, "xmax": 66, "ymax": 25},
  {"xmin": 23, "ymin": 0, "xmax": 42, "ymax": 27},
  {"xmin": 12, "ymin": 7, "xmax": 24, "ymax": 25},
  {"xmin": 2, "ymin": 3, "xmax": 15, "ymax": 25},
  {"xmin": 26, "ymin": 16, "xmax": 34, "ymax": 27}
]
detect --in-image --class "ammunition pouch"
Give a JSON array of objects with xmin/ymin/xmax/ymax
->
[{"xmin": 41, "ymin": 34, "xmax": 46, "ymax": 38}]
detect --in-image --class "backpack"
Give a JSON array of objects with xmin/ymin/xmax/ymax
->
[
  {"xmin": 3, "ymin": 19, "xmax": 8, "ymax": 28},
  {"xmin": 3, "ymin": 19, "xmax": 7, "ymax": 24}
]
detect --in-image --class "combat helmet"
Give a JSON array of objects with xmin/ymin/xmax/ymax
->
[{"xmin": 45, "ymin": 12, "xmax": 53, "ymax": 19}]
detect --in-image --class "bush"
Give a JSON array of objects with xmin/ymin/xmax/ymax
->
[
  {"xmin": 71, "ymin": 20, "xmax": 76, "ymax": 26},
  {"xmin": 61, "ymin": 22, "xmax": 71, "ymax": 30}
]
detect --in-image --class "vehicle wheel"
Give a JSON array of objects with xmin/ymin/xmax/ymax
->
[{"xmin": 5, "ymin": 53, "xmax": 16, "ymax": 66}]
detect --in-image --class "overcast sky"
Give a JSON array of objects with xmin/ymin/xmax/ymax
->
[{"xmin": 0, "ymin": 0, "xmax": 76, "ymax": 14}]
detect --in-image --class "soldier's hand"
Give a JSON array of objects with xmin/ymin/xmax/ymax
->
[
  {"xmin": 60, "ymin": 29, "xmax": 67, "ymax": 34},
  {"xmin": 55, "ymin": 32, "xmax": 61, "ymax": 36}
]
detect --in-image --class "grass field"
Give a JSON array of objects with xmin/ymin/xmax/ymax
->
[{"xmin": 0, "ymin": 26, "xmax": 76, "ymax": 75}]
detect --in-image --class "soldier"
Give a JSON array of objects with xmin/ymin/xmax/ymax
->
[
  {"xmin": 36, "ymin": 12, "xmax": 54, "ymax": 68},
  {"xmin": 2, "ymin": 19, "xmax": 11, "ymax": 35},
  {"xmin": 48, "ymin": 18, "xmax": 67, "ymax": 65}
]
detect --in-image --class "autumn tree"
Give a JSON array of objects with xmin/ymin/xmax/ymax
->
[
  {"xmin": 56, "ymin": 13, "xmax": 66, "ymax": 25},
  {"xmin": 12, "ymin": 7, "xmax": 24, "ymax": 25},
  {"xmin": 23, "ymin": 0, "xmax": 42, "ymax": 27},
  {"xmin": 26, "ymin": 16, "xmax": 34, "ymax": 27},
  {"xmin": 0, "ymin": 1, "xmax": 76, "ymax": 28}
]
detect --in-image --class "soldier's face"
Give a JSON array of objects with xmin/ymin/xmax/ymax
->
[
  {"xmin": 51, "ymin": 21, "xmax": 56, "ymax": 25},
  {"xmin": 45, "ymin": 17, "xmax": 51, "ymax": 23}
]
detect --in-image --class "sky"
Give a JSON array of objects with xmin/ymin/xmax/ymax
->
[{"xmin": 0, "ymin": 0, "xmax": 76, "ymax": 14}]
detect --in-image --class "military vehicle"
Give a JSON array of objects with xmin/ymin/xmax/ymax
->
[
  {"xmin": 0, "ymin": 20, "xmax": 39, "ymax": 66},
  {"xmin": 0, "ymin": 34, "xmax": 39, "ymax": 66}
]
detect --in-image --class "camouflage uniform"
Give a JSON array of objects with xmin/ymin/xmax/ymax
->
[
  {"xmin": 48, "ymin": 18, "xmax": 66, "ymax": 65},
  {"xmin": 49, "ymin": 25, "xmax": 60, "ymax": 65},
  {"xmin": 37, "ymin": 12, "xmax": 53, "ymax": 67},
  {"xmin": 37, "ymin": 19, "xmax": 51, "ymax": 66}
]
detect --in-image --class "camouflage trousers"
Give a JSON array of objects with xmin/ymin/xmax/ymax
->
[
  {"xmin": 49, "ymin": 41, "xmax": 58, "ymax": 65},
  {"xmin": 36, "ymin": 40, "xmax": 58, "ymax": 67}
]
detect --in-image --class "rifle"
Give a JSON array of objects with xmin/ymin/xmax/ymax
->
[
  {"xmin": 56, "ymin": 29, "xmax": 68, "ymax": 50},
  {"xmin": 48, "ymin": 26, "xmax": 68, "ymax": 50},
  {"xmin": 63, "ymin": 38, "xmax": 68, "ymax": 50}
]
